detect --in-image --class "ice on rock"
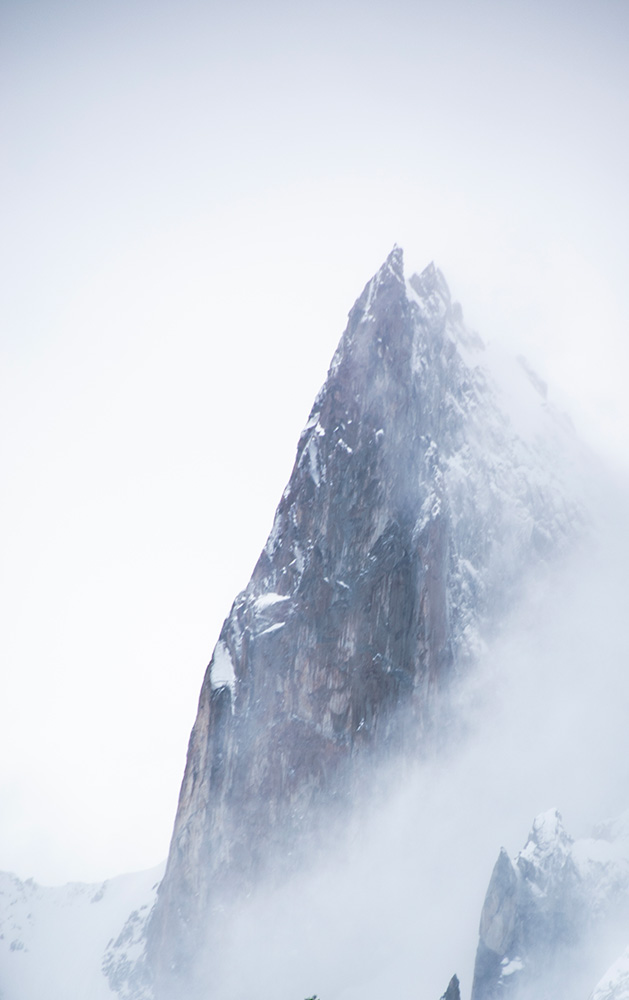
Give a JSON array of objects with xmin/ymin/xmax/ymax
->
[
  {"xmin": 257, "ymin": 622, "xmax": 285, "ymax": 637},
  {"xmin": 253, "ymin": 593, "xmax": 290, "ymax": 612},
  {"xmin": 501, "ymin": 956, "xmax": 524, "ymax": 976}
]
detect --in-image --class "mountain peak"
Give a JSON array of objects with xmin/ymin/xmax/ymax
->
[
  {"xmin": 144, "ymin": 250, "xmax": 585, "ymax": 999},
  {"xmin": 349, "ymin": 245, "xmax": 406, "ymax": 325},
  {"xmin": 385, "ymin": 243, "xmax": 404, "ymax": 275}
]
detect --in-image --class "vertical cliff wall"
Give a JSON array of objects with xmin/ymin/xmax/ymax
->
[{"xmin": 143, "ymin": 247, "xmax": 582, "ymax": 997}]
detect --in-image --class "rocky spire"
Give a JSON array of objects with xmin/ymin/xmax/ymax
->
[{"xmin": 133, "ymin": 247, "xmax": 583, "ymax": 1000}]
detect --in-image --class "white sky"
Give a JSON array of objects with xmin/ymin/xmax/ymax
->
[{"xmin": 1, "ymin": 0, "xmax": 629, "ymax": 885}]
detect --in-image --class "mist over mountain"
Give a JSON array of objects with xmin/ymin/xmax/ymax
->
[{"xmin": 2, "ymin": 249, "xmax": 629, "ymax": 1000}]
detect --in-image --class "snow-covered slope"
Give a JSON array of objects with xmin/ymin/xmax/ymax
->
[
  {"xmin": 0, "ymin": 864, "xmax": 162, "ymax": 1000},
  {"xmin": 591, "ymin": 948, "xmax": 629, "ymax": 1000},
  {"xmin": 586, "ymin": 820, "xmax": 629, "ymax": 1000}
]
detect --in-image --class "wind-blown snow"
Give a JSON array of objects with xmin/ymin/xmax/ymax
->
[{"xmin": 253, "ymin": 593, "xmax": 291, "ymax": 612}]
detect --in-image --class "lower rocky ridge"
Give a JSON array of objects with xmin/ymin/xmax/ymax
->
[
  {"xmin": 79, "ymin": 807, "xmax": 629, "ymax": 1000},
  {"xmin": 471, "ymin": 809, "xmax": 629, "ymax": 1000}
]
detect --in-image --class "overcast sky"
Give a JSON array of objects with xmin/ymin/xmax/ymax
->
[{"xmin": 2, "ymin": 0, "xmax": 629, "ymax": 885}]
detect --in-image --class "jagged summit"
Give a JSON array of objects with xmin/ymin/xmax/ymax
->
[
  {"xmin": 111, "ymin": 248, "xmax": 586, "ymax": 999},
  {"xmin": 374, "ymin": 246, "xmax": 448, "ymax": 306},
  {"xmin": 385, "ymin": 241, "xmax": 404, "ymax": 272}
]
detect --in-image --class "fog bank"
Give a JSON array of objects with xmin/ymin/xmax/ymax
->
[{"xmin": 197, "ymin": 477, "xmax": 629, "ymax": 1000}]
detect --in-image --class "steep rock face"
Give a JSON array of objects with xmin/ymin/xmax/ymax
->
[
  {"xmin": 146, "ymin": 248, "xmax": 583, "ymax": 997},
  {"xmin": 471, "ymin": 810, "xmax": 629, "ymax": 1000}
]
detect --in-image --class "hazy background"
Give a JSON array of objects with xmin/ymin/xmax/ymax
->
[{"xmin": 1, "ymin": 0, "xmax": 629, "ymax": 885}]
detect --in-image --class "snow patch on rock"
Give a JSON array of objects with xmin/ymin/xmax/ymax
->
[{"xmin": 210, "ymin": 640, "xmax": 235, "ymax": 692}]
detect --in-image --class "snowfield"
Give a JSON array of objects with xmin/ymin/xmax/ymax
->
[{"xmin": 0, "ymin": 864, "xmax": 162, "ymax": 1000}]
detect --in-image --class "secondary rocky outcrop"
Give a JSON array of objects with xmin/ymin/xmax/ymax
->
[
  {"xmin": 471, "ymin": 810, "xmax": 629, "ymax": 1000},
  {"xmin": 440, "ymin": 973, "xmax": 461, "ymax": 1000}
]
